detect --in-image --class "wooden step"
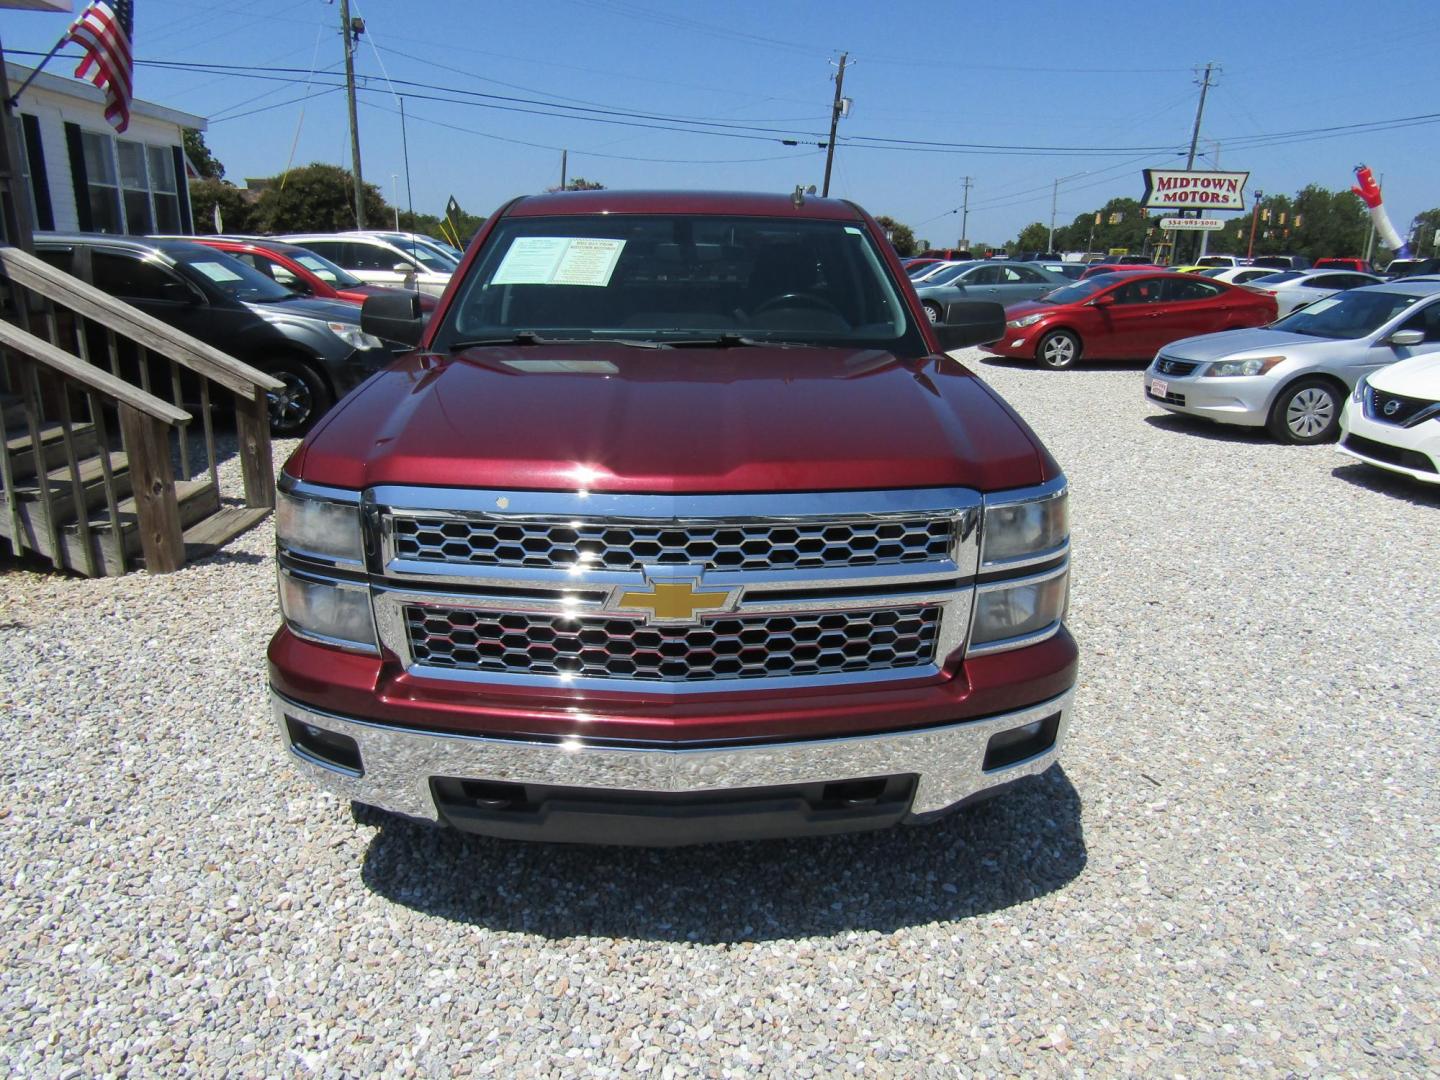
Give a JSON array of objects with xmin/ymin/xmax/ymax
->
[
  {"xmin": 1, "ymin": 394, "xmax": 26, "ymax": 428},
  {"xmin": 183, "ymin": 506, "xmax": 271, "ymax": 561},
  {"xmin": 4, "ymin": 422, "xmax": 100, "ymax": 481},
  {"xmin": 59, "ymin": 479, "xmax": 222, "ymax": 576},
  {"xmin": 14, "ymin": 450, "xmax": 132, "ymax": 516}
]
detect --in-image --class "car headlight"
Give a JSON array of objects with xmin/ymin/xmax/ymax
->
[
  {"xmin": 327, "ymin": 321, "xmax": 386, "ymax": 351},
  {"xmin": 970, "ymin": 480, "xmax": 1069, "ymax": 655},
  {"xmin": 1352, "ymin": 374, "xmax": 1369, "ymax": 402},
  {"xmin": 970, "ymin": 563, "xmax": 1070, "ymax": 652},
  {"xmin": 278, "ymin": 567, "xmax": 377, "ymax": 652},
  {"xmin": 1202, "ymin": 355, "xmax": 1285, "ymax": 377},
  {"xmin": 276, "ymin": 482, "xmax": 364, "ymax": 566},
  {"xmin": 1007, "ymin": 313, "xmax": 1045, "ymax": 329}
]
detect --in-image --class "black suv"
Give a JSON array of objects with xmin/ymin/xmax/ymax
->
[{"xmin": 34, "ymin": 234, "xmax": 396, "ymax": 434}]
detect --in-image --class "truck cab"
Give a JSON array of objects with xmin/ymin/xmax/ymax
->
[{"xmin": 268, "ymin": 190, "xmax": 1076, "ymax": 845}]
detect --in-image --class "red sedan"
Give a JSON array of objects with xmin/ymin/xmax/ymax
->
[
  {"xmin": 985, "ymin": 272, "xmax": 1278, "ymax": 369},
  {"xmin": 1077, "ymin": 262, "xmax": 1166, "ymax": 280},
  {"xmin": 186, "ymin": 236, "xmax": 438, "ymax": 313}
]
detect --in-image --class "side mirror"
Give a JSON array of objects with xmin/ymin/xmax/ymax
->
[
  {"xmin": 393, "ymin": 262, "xmax": 416, "ymax": 275},
  {"xmin": 1388, "ymin": 328, "xmax": 1425, "ymax": 347},
  {"xmin": 1090, "ymin": 292, "xmax": 1116, "ymax": 307},
  {"xmin": 362, "ymin": 292, "xmax": 426, "ymax": 348},
  {"xmin": 932, "ymin": 299, "xmax": 1005, "ymax": 351},
  {"xmin": 158, "ymin": 280, "xmax": 197, "ymax": 304}
]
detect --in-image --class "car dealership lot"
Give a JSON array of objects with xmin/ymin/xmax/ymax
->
[{"xmin": 1, "ymin": 355, "xmax": 1436, "ymax": 1076}]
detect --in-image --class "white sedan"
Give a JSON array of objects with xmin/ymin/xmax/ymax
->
[
  {"xmin": 1339, "ymin": 352, "xmax": 1440, "ymax": 484},
  {"xmin": 1249, "ymin": 269, "xmax": 1384, "ymax": 317},
  {"xmin": 1197, "ymin": 266, "xmax": 1276, "ymax": 286}
]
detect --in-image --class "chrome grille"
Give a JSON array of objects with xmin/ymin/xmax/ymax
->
[
  {"xmin": 1365, "ymin": 386, "xmax": 1440, "ymax": 427},
  {"xmin": 404, "ymin": 604, "xmax": 941, "ymax": 683},
  {"xmin": 1155, "ymin": 356, "xmax": 1198, "ymax": 376},
  {"xmin": 390, "ymin": 515, "xmax": 954, "ymax": 572}
]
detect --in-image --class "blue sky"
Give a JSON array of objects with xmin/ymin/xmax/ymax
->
[{"xmin": 7, "ymin": 0, "xmax": 1440, "ymax": 248}]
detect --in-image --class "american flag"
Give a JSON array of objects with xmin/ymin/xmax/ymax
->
[{"xmin": 67, "ymin": 1, "xmax": 134, "ymax": 133}]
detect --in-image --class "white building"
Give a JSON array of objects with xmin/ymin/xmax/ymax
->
[{"xmin": 6, "ymin": 61, "xmax": 202, "ymax": 235}]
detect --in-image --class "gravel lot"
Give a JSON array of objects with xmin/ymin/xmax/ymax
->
[{"xmin": 2, "ymin": 351, "xmax": 1437, "ymax": 1077}]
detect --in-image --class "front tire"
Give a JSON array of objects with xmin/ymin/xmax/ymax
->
[
  {"xmin": 265, "ymin": 357, "xmax": 332, "ymax": 436},
  {"xmin": 922, "ymin": 300, "xmax": 943, "ymax": 324},
  {"xmin": 1267, "ymin": 378, "xmax": 1341, "ymax": 444},
  {"xmin": 1037, "ymin": 330, "xmax": 1080, "ymax": 370}
]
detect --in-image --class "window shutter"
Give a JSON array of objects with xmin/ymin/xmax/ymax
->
[
  {"xmin": 63, "ymin": 122, "xmax": 93, "ymax": 232},
  {"xmin": 21, "ymin": 115, "xmax": 55, "ymax": 231},
  {"xmin": 171, "ymin": 145, "xmax": 193, "ymax": 234}
]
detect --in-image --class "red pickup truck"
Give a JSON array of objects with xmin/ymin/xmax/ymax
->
[{"xmin": 268, "ymin": 190, "xmax": 1076, "ymax": 845}]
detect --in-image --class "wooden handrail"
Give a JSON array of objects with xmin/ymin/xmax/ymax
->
[
  {"xmin": 0, "ymin": 317, "xmax": 189, "ymax": 424},
  {"xmin": 0, "ymin": 245, "xmax": 284, "ymax": 397}
]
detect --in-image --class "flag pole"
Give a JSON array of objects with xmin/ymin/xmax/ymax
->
[{"xmin": 6, "ymin": 34, "xmax": 71, "ymax": 108}]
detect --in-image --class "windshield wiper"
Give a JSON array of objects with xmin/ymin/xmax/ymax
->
[
  {"xmin": 665, "ymin": 333, "xmax": 815, "ymax": 348},
  {"xmin": 449, "ymin": 332, "xmax": 674, "ymax": 350}
]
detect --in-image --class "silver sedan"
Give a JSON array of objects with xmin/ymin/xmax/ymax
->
[
  {"xmin": 914, "ymin": 261, "xmax": 1070, "ymax": 324},
  {"xmin": 1248, "ymin": 268, "xmax": 1384, "ymax": 317},
  {"xmin": 1142, "ymin": 280, "xmax": 1440, "ymax": 444}
]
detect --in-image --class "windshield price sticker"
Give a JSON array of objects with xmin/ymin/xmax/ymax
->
[
  {"xmin": 190, "ymin": 260, "xmax": 245, "ymax": 283},
  {"xmin": 1300, "ymin": 298, "xmax": 1340, "ymax": 315},
  {"xmin": 493, "ymin": 237, "xmax": 626, "ymax": 287}
]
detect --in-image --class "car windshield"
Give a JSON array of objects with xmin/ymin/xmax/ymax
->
[
  {"xmin": 1198, "ymin": 268, "xmax": 1226, "ymax": 278},
  {"xmin": 172, "ymin": 248, "xmax": 294, "ymax": 302},
  {"xmin": 293, "ymin": 250, "xmax": 363, "ymax": 287},
  {"xmin": 1039, "ymin": 278, "xmax": 1108, "ymax": 304},
  {"xmin": 1251, "ymin": 271, "xmax": 1304, "ymax": 285},
  {"xmin": 921, "ymin": 263, "xmax": 972, "ymax": 286},
  {"xmin": 906, "ymin": 262, "xmax": 936, "ymax": 277},
  {"xmin": 384, "ymin": 236, "xmax": 457, "ymax": 272},
  {"xmin": 434, "ymin": 213, "xmax": 923, "ymax": 353},
  {"xmin": 1270, "ymin": 290, "xmax": 1420, "ymax": 339}
]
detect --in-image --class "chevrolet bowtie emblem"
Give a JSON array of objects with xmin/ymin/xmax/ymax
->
[{"xmin": 611, "ymin": 572, "xmax": 737, "ymax": 625}]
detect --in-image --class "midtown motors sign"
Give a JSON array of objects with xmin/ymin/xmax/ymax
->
[{"xmin": 1141, "ymin": 170, "xmax": 1250, "ymax": 211}]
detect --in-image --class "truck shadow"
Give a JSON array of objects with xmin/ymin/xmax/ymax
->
[{"xmin": 358, "ymin": 765, "xmax": 1085, "ymax": 943}]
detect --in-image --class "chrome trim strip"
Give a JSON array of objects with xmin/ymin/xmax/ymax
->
[
  {"xmin": 280, "ymin": 475, "xmax": 362, "ymax": 504},
  {"xmin": 979, "ymin": 476, "xmax": 1070, "ymax": 572},
  {"xmin": 271, "ymin": 686, "xmax": 1074, "ymax": 820}
]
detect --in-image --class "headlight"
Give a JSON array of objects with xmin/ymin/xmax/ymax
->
[
  {"xmin": 327, "ymin": 321, "xmax": 386, "ymax": 351},
  {"xmin": 980, "ymin": 481, "xmax": 1068, "ymax": 569},
  {"xmin": 1202, "ymin": 355, "xmax": 1285, "ymax": 377},
  {"xmin": 1352, "ymin": 375, "xmax": 1368, "ymax": 402},
  {"xmin": 970, "ymin": 563, "xmax": 1070, "ymax": 652},
  {"xmin": 278, "ymin": 568, "xmax": 377, "ymax": 652},
  {"xmin": 1007, "ymin": 313, "xmax": 1045, "ymax": 329},
  {"xmin": 276, "ymin": 483, "xmax": 364, "ymax": 566}
]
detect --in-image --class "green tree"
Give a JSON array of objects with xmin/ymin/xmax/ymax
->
[
  {"xmin": 1290, "ymin": 185, "xmax": 1368, "ymax": 259},
  {"xmin": 873, "ymin": 215, "xmax": 917, "ymax": 256},
  {"xmin": 1407, "ymin": 208, "xmax": 1440, "ymax": 256},
  {"xmin": 1012, "ymin": 221, "xmax": 1051, "ymax": 253},
  {"xmin": 547, "ymin": 177, "xmax": 605, "ymax": 192},
  {"xmin": 183, "ymin": 128, "xmax": 224, "ymax": 180},
  {"xmin": 254, "ymin": 163, "xmax": 389, "ymax": 233},
  {"xmin": 188, "ymin": 178, "xmax": 256, "ymax": 234}
]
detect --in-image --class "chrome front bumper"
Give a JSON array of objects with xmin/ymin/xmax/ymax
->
[{"xmin": 271, "ymin": 687, "xmax": 1074, "ymax": 825}]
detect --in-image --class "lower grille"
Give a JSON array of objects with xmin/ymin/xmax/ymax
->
[
  {"xmin": 1154, "ymin": 356, "xmax": 1198, "ymax": 376},
  {"xmin": 1342, "ymin": 434, "xmax": 1438, "ymax": 474},
  {"xmin": 1150, "ymin": 387, "xmax": 1186, "ymax": 406},
  {"xmin": 404, "ymin": 604, "xmax": 941, "ymax": 683}
]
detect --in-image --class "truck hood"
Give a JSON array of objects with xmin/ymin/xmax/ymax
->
[{"xmin": 293, "ymin": 343, "xmax": 1049, "ymax": 493}]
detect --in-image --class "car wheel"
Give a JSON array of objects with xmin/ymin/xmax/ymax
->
[
  {"xmin": 1037, "ymin": 330, "xmax": 1080, "ymax": 370},
  {"xmin": 922, "ymin": 300, "xmax": 943, "ymax": 324},
  {"xmin": 1267, "ymin": 378, "xmax": 1341, "ymax": 444},
  {"xmin": 265, "ymin": 357, "xmax": 333, "ymax": 436}
]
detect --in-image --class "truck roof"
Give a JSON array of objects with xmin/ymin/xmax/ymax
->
[{"xmin": 505, "ymin": 189, "xmax": 866, "ymax": 220}]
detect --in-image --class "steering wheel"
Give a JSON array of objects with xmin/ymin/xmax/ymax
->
[{"xmin": 753, "ymin": 292, "xmax": 844, "ymax": 317}]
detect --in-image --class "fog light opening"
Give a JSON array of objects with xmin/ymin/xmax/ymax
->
[
  {"xmin": 285, "ymin": 716, "xmax": 363, "ymax": 775},
  {"xmin": 982, "ymin": 712, "xmax": 1060, "ymax": 772}
]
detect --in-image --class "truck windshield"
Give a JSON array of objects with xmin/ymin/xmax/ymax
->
[{"xmin": 433, "ymin": 214, "xmax": 922, "ymax": 353}]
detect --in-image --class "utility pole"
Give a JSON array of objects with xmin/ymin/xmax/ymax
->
[
  {"xmin": 959, "ymin": 176, "xmax": 973, "ymax": 250},
  {"xmin": 1049, "ymin": 170, "xmax": 1088, "ymax": 254},
  {"xmin": 1198, "ymin": 139, "xmax": 1219, "ymax": 259},
  {"xmin": 339, "ymin": 0, "xmax": 366, "ymax": 229},
  {"xmin": 560, "ymin": 149, "xmax": 567, "ymax": 191},
  {"xmin": 1181, "ymin": 61, "xmax": 1217, "ymax": 261},
  {"xmin": 821, "ymin": 52, "xmax": 848, "ymax": 197}
]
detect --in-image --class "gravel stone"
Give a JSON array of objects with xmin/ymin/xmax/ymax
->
[{"xmin": 1, "ymin": 355, "xmax": 1437, "ymax": 1076}]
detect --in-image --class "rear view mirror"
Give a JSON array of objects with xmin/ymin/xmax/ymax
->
[
  {"xmin": 1388, "ymin": 329, "xmax": 1425, "ymax": 347},
  {"xmin": 362, "ymin": 292, "xmax": 426, "ymax": 348},
  {"xmin": 932, "ymin": 299, "xmax": 1005, "ymax": 351}
]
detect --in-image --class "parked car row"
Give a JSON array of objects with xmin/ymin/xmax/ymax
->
[{"xmin": 34, "ymin": 229, "xmax": 465, "ymax": 436}]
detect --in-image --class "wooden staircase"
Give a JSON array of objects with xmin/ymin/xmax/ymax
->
[{"xmin": 0, "ymin": 246, "xmax": 282, "ymax": 576}]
